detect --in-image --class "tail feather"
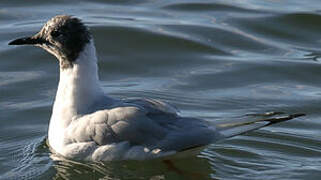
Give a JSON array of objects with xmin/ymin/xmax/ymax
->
[{"xmin": 217, "ymin": 112, "xmax": 305, "ymax": 139}]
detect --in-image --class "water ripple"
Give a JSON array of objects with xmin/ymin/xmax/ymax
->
[{"xmin": 1, "ymin": 0, "xmax": 321, "ymax": 179}]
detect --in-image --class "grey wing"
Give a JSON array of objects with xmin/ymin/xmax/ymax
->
[
  {"xmin": 69, "ymin": 98, "xmax": 217, "ymax": 152},
  {"xmin": 121, "ymin": 98, "xmax": 218, "ymax": 151},
  {"xmin": 68, "ymin": 107, "xmax": 168, "ymax": 146}
]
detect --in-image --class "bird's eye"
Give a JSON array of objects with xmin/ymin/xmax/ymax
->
[{"xmin": 51, "ymin": 30, "xmax": 61, "ymax": 38}]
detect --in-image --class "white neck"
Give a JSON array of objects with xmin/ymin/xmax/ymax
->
[
  {"xmin": 48, "ymin": 40, "xmax": 116, "ymax": 151},
  {"xmin": 50, "ymin": 40, "xmax": 104, "ymax": 127}
]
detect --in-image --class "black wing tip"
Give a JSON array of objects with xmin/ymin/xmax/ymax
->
[
  {"xmin": 266, "ymin": 113, "xmax": 305, "ymax": 126},
  {"xmin": 290, "ymin": 113, "xmax": 306, "ymax": 118}
]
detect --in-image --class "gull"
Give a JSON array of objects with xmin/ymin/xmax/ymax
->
[{"xmin": 8, "ymin": 15, "xmax": 304, "ymax": 161}]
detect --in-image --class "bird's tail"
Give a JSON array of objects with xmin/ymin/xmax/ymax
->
[{"xmin": 216, "ymin": 112, "xmax": 305, "ymax": 139}]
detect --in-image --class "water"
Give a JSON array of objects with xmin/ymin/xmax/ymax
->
[{"xmin": 1, "ymin": 0, "xmax": 321, "ymax": 179}]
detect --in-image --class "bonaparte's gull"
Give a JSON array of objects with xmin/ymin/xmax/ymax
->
[{"xmin": 8, "ymin": 15, "xmax": 304, "ymax": 161}]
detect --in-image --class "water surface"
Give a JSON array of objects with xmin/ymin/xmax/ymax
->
[{"xmin": 1, "ymin": 0, "xmax": 321, "ymax": 179}]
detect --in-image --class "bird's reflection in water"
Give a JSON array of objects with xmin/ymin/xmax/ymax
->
[{"xmin": 51, "ymin": 151, "xmax": 213, "ymax": 180}]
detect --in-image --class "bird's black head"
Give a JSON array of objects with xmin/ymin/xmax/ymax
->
[{"xmin": 9, "ymin": 15, "xmax": 91, "ymax": 68}]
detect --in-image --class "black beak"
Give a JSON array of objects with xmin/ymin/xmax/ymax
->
[{"xmin": 8, "ymin": 36, "xmax": 46, "ymax": 45}]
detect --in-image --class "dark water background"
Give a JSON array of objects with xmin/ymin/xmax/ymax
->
[{"xmin": 1, "ymin": 0, "xmax": 321, "ymax": 179}]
